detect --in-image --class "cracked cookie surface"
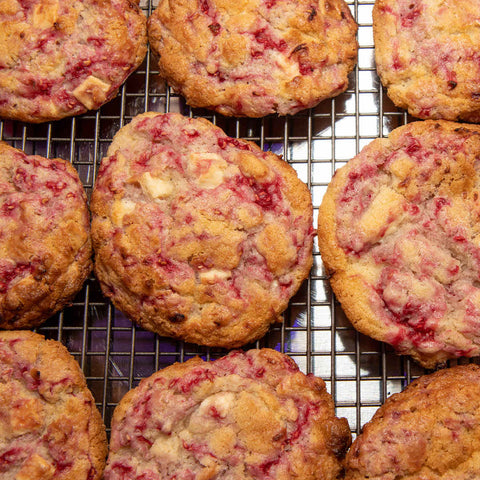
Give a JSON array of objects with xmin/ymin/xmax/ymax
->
[
  {"xmin": 318, "ymin": 120, "xmax": 480, "ymax": 368},
  {"xmin": 0, "ymin": 0, "xmax": 147, "ymax": 123},
  {"xmin": 374, "ymin": 0, "xmax": 480, "ymax": 121},
  {"xmin": 148, "ymin": 0, "xmax": 358, "ymax": 117},
  {"xmin": 0, "ymin": 330, "xmax": 107, "ymax": 480},
  {"xmin": 105, "ymin": 348, "xmax": 351, "ymax": 480},
  {"xmin": 345, "ymin": 364, "xmax": 480, "ymax": 480},
  {"xmin": 0, "ymin": 142, "xmax": 91, "ymax": 329},
  {"xmin": 91, "ymin": 112, "xmax": 314, "ymax": 348}
]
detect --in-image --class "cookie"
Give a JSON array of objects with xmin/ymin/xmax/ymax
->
[
  {"xmin": 374, "ymin": 0, "xmax": 480, "ymax": 121},
  {"xmin": 147, "ymin": 0, "xmax": 358, "ymax": 117},
  {"xmin": 318, "ymin": 120, "xmax": 480, "ymax": 368},
  {"xmin": 0, "ymin": 142, "xmax": 92, "ymax": 329},
  {"xmin": 104, "ymin": 348, "xmax": 352, "ymax": 480},
  {"xmin": 91, "ymin": 112, "xmax": 314, "ymax": 348},
  {"xmin": 0, "ymin": 0, "xmax": 147, "ymax": 123},
  {"xmin": 345, "ymin": 364, "xmax": 480, "ymax": 480},
  {"xmin": 0, "ymin": 330, "xmax": 107, "ymax": 480}
]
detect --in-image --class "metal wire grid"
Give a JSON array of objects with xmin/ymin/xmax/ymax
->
[{"xmin": 0, "ymin": 0, "xmax": 436, "ymax": 438}]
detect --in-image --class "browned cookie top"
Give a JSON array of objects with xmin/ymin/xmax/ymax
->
[
  {"xmin": 0, "ymin": 142, "xmax": 91, "ymax": 329},
  {"xmin": 105, "ymin": 348, "xmax": 351, "ymax": 480},
  {"xmin": 318, "ymin": 120, "xmax": 480, "ymax": 368},
  {"xmin": 0, "ymin": 0, "xmax": 147, "ymax": 123},
  {"xmin": 91, "ymin": 112, "xmax": 314, "ymax": 348},
  {"xmin": 374, "ymin": 0, "xmax": 480, "ymax": 121},
  {"xmin": 148, "ymin": 0, "xmax": 358, "ymax": 117},
  {"xmin": 346, "ymin": 364, "xmax": 480, "ymax": 480},
  {"xmin": 0, "ymin": 330, "xmax": 107, "ymax": 480}
]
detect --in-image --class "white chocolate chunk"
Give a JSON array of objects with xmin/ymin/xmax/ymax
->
[
  {"xmin": 199, "ymin": 269, "xmax": 232, "ymax": 283},
  {"xmin": 206, "ymin": 391, "xmax": 235, "ymax": 413},
  {"xmin": 236, "ymin": 152, "xmax": 269, "ymax": 179},
  {"xmin": 188, "ymin": 393, "xmax": 236, "ymax": 434},
  {"xmin": 272, "ymin": 51, "xmax": 299, "ymax": 80},
  {"xmin": 72, "ymin": 76, "xmax": 111, "ymax": 110},
  {"xmin": 189, "ymin": 153, "xmax": 228, "ymax": 189},
  {"xmin": 200, "ymin": 166, "xmax": 225, "ymax": 188},
  {"xmin": 389, "ymin": 153, "xmax": 416, "ymax": 185},
  {"xmin": 111, "ymin": 198, "xmax": 136, "ymax": 225},
  {"xmin": 139, "ymin": 172, "xmax": 174, "ymax": 199},
  {"xmin": 150, "ymin": 435, "xmax": 183, "ymax": 461},
  {"xmin": 358, "ymin": 185, "xmax": 405, "ymax": 243}
]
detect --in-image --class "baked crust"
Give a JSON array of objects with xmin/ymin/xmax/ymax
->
[
  {"xmin": 0, "ymin": 142, "xmax": 92, "ymax": 329},
  {"xmin": 105, "ymin": 348, "xmax": 352, "ymax": 480},
  {"xmin": 0, "ymin": 330, "xmax": 107, "ymax": 480},
  {"xmin": 91, "ymin": 112, "xmax": 314, "ymax": 348},
  {"xmin": 374, "ymin": 0, "xmax": 480, "ymax": 121},
  {"xmin": 147, "ymin": 0, "xmax": 358, "ymax": 117},
  {"xmin": 0, "ymin": 0, "xmax": 147, "ymax": 123},
  {"xmin": 345, "ymin": 364, "xmax": 480, "ymax": 480},
  {"xmin": 318, "ymin": 120, "xmax": 480, "ymax": 368}
]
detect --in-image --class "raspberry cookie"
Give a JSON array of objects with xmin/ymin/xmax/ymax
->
[
  {"xmin": 374, "ymin": 0, "xmax": 480, "ymax": 121},
  {"xmin": 91, "ymin": 112, "xmax": 314, "ymax": 348},
  {"xmin": 0, "ymin": 330, "xmax": 107, "ymax": 480},
  {"xmin": 0, "ymin": 142, "xmax": 91, "ymax": 329},
  {"xmin": 147, "ymin": 0, "xmax": 358, "ymax": 117},
  {"xmin": 105, "ymin": 348, "xmax": 352, "ymax": 480},
  {"xmin": 345, "ymin": 364, "xmax": 480, "ymax": 480},
  {"xmin": 318, "ymin": 120, "xmax": 480, "ymax": 368},
  {"xmin": 0, "ymin": 0, "xmax": 147, "ymax": 123}
]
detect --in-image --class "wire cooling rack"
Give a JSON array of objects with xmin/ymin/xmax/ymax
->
[{"xmin": 0, "ymin": 0, "xmax": 440, "ymax": 438}]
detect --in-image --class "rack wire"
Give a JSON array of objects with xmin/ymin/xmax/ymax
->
[{"xmin": 0, "ymin": 0, "xmax": 435, "ymax": 438}]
